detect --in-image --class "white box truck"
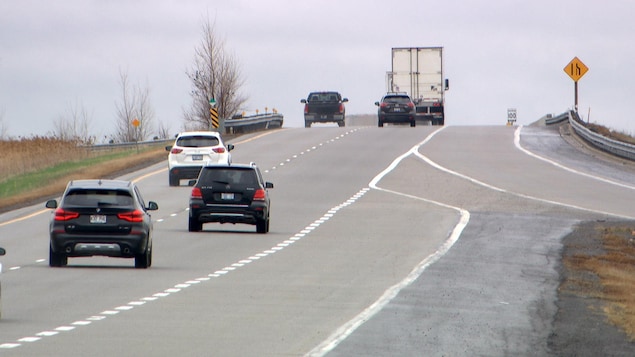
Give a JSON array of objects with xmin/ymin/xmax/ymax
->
[{"xmin": 387, "ymin": 47, "xmax": 449, "ymax": 125}]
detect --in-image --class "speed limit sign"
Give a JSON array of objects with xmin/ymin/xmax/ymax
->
[{"xmin": 507, "ymin": 108, "xmax": 517, "ymax": 125}]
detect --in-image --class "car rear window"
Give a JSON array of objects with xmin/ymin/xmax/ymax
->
[
  {"xmin": 199, "ymin": 168, "xmax": 258, "ymax": 186},
  {"xmin": 384, "ymin": 96, "xmax": 411, "ymax": 104},
  {"xmin": 176, "ymin": 135, "xmax": 220, "ymax": 148},
  {"xmin": 309, "ymin": 93, "xmax": 340, "ymax": 102},
  {"xmin": 63, "ymin": 189, "xmax": 134, "ymax": 207}
]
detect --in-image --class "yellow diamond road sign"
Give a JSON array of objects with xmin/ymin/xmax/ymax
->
[{"xmin": 564, "ymin": 57, "xmax": 588, "ymax": 82}]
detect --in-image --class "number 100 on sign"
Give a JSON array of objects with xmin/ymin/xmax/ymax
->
[{"xmin": 507, "ymin": 108, "xmax": 517, "ymax": 123}]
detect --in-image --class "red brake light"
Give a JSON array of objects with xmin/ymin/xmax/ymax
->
[
  {"xmin": 253, "ymin": 189, "xmax": 266, "ymax": 201},
  {"xmin": 212, "ymin": 147, "xmax": 226, "ymax": 153},
  {"xmin": 339, "ymin": 103, "xmax": 345, "ymax": 113},
  {"xmin": 304, "ymin": 104, "xmax": 309, "ymax": 114},
  {"xmin": 54, "ymin": 208, "xmax": 80, "ymax": 221},
  {"xmin": 408, "ymin": 102, "xmax": 415, "ymax": 109},
  {"xmin": 170, "ymin": 148, "xmax": 183, "ymax": 154},
  {"xmin": 117, "ymin": 210, "xmax": 144, "ymax": 222},
  {"xmin": 191, "ymin": 187, "xmax": 202, "ymax": 199},
  {"xmin": 380, "ymin": 102, "xmax": 388, "ymax": 108}
]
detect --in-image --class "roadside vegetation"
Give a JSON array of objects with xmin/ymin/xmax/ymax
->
[
  {"xmin": 586, "ymin": 122, "xmax": 635, "ymax": 145},
  {"xmin": 0, "ymin": 137, "xmax": 166, "ymax": 212},
  {"xmin": 563, "ymin": 223, "xmax": 635, "ymax": 340}
]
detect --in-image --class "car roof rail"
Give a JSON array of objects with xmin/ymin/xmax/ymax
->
[{"xmin": 249, "ymin": 162, "xmax": 257, "ymax": 167}]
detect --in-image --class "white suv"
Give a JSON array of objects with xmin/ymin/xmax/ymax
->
[{"xmin": 165, "ymin": 131, "xmax": 234, "ymax": 186}]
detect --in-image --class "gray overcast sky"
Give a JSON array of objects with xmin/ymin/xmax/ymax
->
[{"xmin": 1, "ymin": 0, "xmax": 634, "ymax": 139}]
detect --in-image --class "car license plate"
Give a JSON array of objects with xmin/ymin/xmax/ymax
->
[
  {"xmin": 394, "ymin": 108, "xmax": 401, "ymax": 112},
  {"xmin": 320, "ymin": 115, "xmax": 327, "ymax": 119},
  {"xmin": 90, "ymin": 215, "xmax": 107, "ymax": 224},
  {"xmin": 192, "ymin": 154, "xmax": 203, "ymax": 161},
  {"xmin": 221, "ymin": 193, "xmax": 234, "ymax": 200}
]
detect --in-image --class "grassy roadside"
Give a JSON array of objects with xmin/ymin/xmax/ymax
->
[
  {"xmin": 562, "ymin": 223, "xmax": 635, "ymax": 340},
  {"xmin": 0, "ymin": 147, "xmax": 167, "ymax": 213}
]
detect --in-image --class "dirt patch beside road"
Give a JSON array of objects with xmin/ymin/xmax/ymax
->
[{"xmin": 550, "ymin": 220, "xmax": 635, "ymax": 356}]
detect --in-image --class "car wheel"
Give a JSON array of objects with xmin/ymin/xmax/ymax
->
[
  {"xmin": 338, "ymin": 121, "xmax": 345, "ymax": 127},
  {"xmin": 168, "ymin": 173, "xmax": 179, "ymax": 187},
  {"xmin": 305, "ymin": 120, "xmax": 311, "ymax": 128},
  {"xmin": 49, "ymin": 246, "xmax": 67, "ymax": 267},
  {"xmin": 188, "ymin": 216, "xmax": 202, "ymax": 232},
  {"xmin": 410, "ymin": 120, "xmax": 416, "ymax": 127},
  {"xmin": 135, "ymin": 248, "xmax": 151, "ymax": 269},
  {"xmin": 256, "ymin": 218, "xmax": 268, "ymax": 234},
  {"xmin": 378, "ymin": 120, "xmax": 384, "ymax": 127}
]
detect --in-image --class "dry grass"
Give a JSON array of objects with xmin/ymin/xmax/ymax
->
[
  {"xmin": 0, "ymin": 138, "xmax": 167, "ymax": 212},
  {"xmin": 586, "ymin": 123, "xmax": 635, "ymax": 145},
  {"xmin": 565, "ymin": 226, "xmax": 635, "ymax": 339},
  {"xmin": 0, "ymin": 137, "xmax": 89, "ymax": 182}
]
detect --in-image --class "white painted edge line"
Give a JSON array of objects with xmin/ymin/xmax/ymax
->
[
  {"xmin": 307, "ymin": 127, "xmax": 470, "ymax": 357},
  {"xmin": 309, "ymin": 124, "xmax": 635, "ymax": 356},
  {"xmin": 515, "ymin": 125, "xmax": 635, "ymax": 191}
]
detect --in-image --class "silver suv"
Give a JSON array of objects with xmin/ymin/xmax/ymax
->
[{"xmin": 165, "ymin": 131, "xmax": 234, "ymax": 186}]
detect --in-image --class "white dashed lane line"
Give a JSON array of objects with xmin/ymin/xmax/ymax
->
[{"xmin": 0, "ymin": 129, "xmax": 366, "ymax": 350}]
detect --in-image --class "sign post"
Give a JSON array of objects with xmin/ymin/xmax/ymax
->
[
  {"xmin": 563, "ymin": 57, "xmax": 589, "ymax": 112},
  {"xmin": 131, "ymin": 118, "xmax": 140, "ymax": 153},
  {"xmin": 209, "ymin": 98, "xmax": 219, "ymax": 130}
]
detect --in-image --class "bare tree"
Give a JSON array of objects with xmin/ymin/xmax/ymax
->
[
  {"xmin": 184, "ymin": 17, "xmax": 247, "ymax": 131},
  {"xmin": 156, "ymin": 120, "xmax": 172, "ymax": 140},
  {"xmin": 0, "ymin": 108, "xmax": 8, "ymax": 140},
  {"xmin": 52, "ymin": 100, "xmax": 93, "ymax": 144},
  {"xmin": 114, "ymin": 70, "xmax": 154, "ymax": 142}
]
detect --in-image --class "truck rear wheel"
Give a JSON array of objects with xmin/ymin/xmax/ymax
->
[
  {"xmin": 338, "ymin": 121, "xmax": 345, "ymax": 127},
  {"xmin": 305, "ymin": 121, "xmax": 311, "ymax": 128}
]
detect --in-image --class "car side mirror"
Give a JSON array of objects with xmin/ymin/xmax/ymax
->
[
  {"xmin": 265, "ymin": 182, "xmax": 274, "ymax": 189},
  {"xmin": 188, "ymin": 180, "xmax": 197, "ymax": 187},
  {"xmin": 227, "ymin": 144, "xmax": 234, "ymax": 152},
  {"xmin": 147, "ymin": 201, "xmax": 159, "ymax": 211},
  {"xmin": 0, "ymin": 247, "xmax": 5, "ymax": 256},
  {"xmin": 300, "ymin": 99, "xmax": 307, "ymax": 104},
  {"xmin": 374, "ymin": 102, "xmax": 380, "ymax": 106},
  {"xmin": 165, "ymin": 145, "xmax": 173, "ymax": 152},
  {"xmin": 342, "ymin": 98, "xmax": 349, "ymax": 103},
  {"xmin": 45, "ymin": 200, "xmax": 58, "ymax": 209}
]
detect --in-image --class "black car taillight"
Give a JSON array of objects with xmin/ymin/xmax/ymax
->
[
  {"xmin": 253, "ymin": 189, "xmax": 266, "ymax": 201},
  {"xmin": 191, "ymin": 187, "xmax": 203, "ymax": 199},
  {"xmin": 54, "ymin": 208, "xmax": 80, "ymax": 221},
  {"xmin": 117, "ymin": 210, "xmax": 144, "ymax": 223}
]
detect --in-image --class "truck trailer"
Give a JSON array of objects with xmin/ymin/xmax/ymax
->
[{"xmin": 387, "ymin": 47, "xmax": 449, "ymax": 125}]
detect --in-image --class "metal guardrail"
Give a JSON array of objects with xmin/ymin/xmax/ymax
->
[
  {"xmin": 544, "ymin": 112, "xmax": 569, "ymax": 125},
  {"xmin": 84, "ymin": 113, "xmax": 284, "ymax": 151},
  {"xmin": 547, "ymin": 110, "xmax": 635, "ymax": 161},
  {"xmin": 224, "ymin": 113, "xmax": 284, "ymax": 134}
]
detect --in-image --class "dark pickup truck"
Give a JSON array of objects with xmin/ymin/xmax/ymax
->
[{"xmin": 300, "ymin": 91, "xmax": 348, "ymax": 127}]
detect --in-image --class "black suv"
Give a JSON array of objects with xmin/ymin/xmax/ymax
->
[
  {"xmin": 45, "ymin": 179, "xmax": 158, "ymax": 268},
  {"xmin": 375, "ymin": 92, "xmax": 416, "ymax": 127},
  {"xmin": 300, "ymin": 91, "xmax": 348, "ymax": 127},
  {"xmin": 188, "ymin": 163, "xmax": 273, "ymax": 233}
]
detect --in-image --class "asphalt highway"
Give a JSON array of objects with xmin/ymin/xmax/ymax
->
[{"xmin": 1, "ymin": 124, "xmax": 634, "ymax": 356}]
